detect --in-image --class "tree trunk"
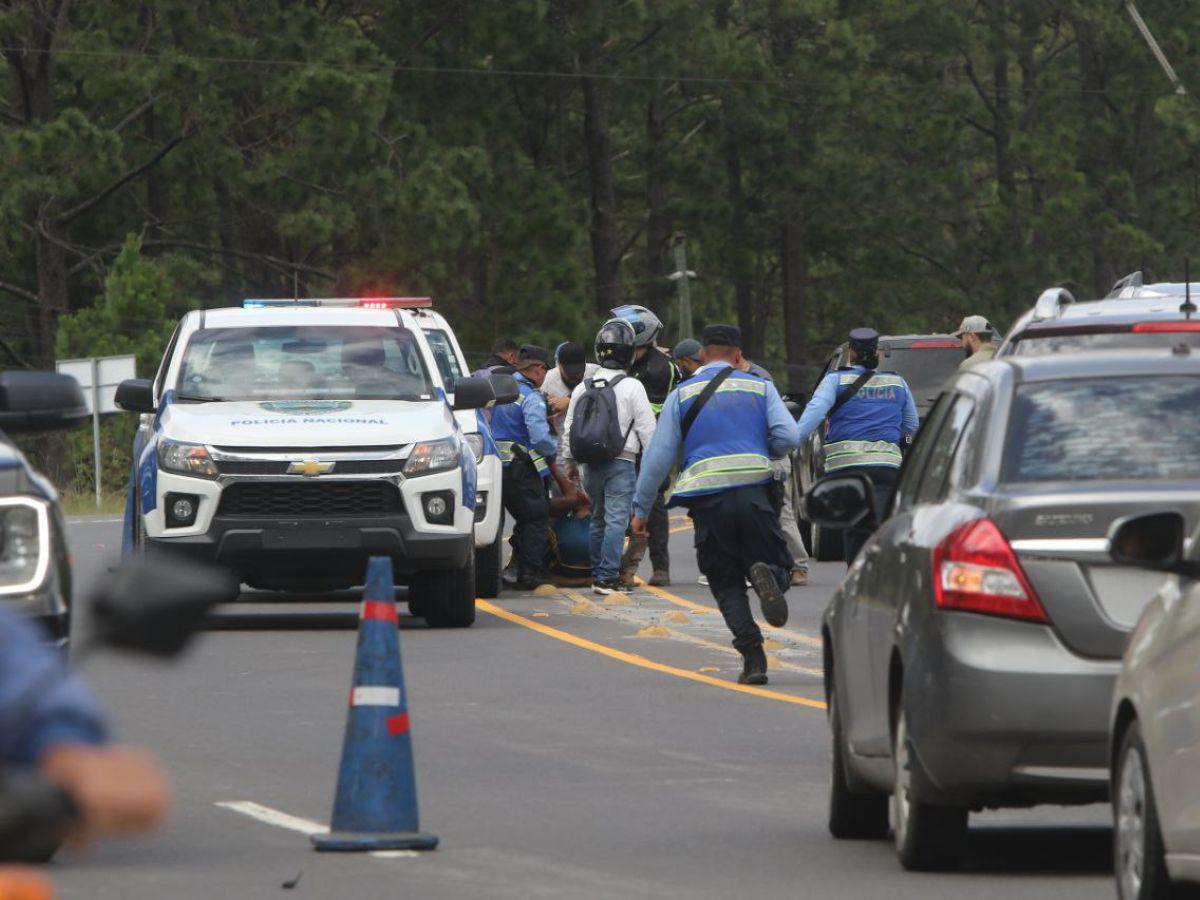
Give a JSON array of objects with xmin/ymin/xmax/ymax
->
[
  {"xmin": 781, "ymin": 219, "xmax": 808, "ymax": 394},
  {"xmin": 581, "ymin": 74, "xmax": 623, "ymax": 315},
  {"xmin": 1074, "ymin": 18, "xmax": 1117, "ymax": 296},
  {"xmin": 643, "ymin": 89, "xmax": 671, "ymax": 316},
  {"xmin": 725, "ymin": 132, "xmax": 757, "ymax": 358}
]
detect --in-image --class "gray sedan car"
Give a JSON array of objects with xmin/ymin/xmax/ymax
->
[{"xmin": 809, "ymin": 349, "xmax": 1200, "ymax": 871}]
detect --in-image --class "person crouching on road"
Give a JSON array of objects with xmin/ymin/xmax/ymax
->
[
  {"xmin": 490, "ymin": 345, "xmax": 559, "ymax": 591},
  {"xmin": 632, "ymin": 324, "xmax": 800, "ymax": 685},
  {"xmin": 796, "ymin": 327, "xmax": 919, "ymax": 565},
  {"xmin": 561, "ymin": 320, "xmax": 656, "ymax": 595}
]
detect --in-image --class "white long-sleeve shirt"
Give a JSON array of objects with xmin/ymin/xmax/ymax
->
[{"xmin": 560, "ymin": 368, "xmax": 657, "ymax": 463}]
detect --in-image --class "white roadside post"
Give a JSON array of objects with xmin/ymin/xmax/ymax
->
[{"xmin": 56, "ymin": 355, "xmax": 137, "ymax": 508}]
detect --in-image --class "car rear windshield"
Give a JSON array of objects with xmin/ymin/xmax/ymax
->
[
  {"xmin": 1011, "ymin": 330, "xmax": 1200, "ymax": 355},
  {"xmin": 175, "ymin": 326, "xmax": 435, "ymax": 402},
  {"xmin": 879, "ymin": 347, "xmax": 962, "ymax": 404},
  {"xmin": 1003, "ymin": 376, "xmax": 1200, "ymax": 482}
]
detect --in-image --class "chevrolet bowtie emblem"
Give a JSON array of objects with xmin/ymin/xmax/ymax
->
[{"xmin": 288, "ymin": 460, "xmax": 335, "ymax": 477}]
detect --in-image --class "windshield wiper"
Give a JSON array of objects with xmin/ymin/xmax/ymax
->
[{"xmin": 174, "ymin": 393, "xmax": 228, "ymax": 403}]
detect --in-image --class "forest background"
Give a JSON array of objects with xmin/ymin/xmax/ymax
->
[{"xmin": 2, "ymin": 0, "xmax": 1197, "ymax": 495}]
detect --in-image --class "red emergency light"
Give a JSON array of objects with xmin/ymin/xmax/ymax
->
[
  {"xmin": 357, "ymin": 297, "xmax": 433, "ymax": 310},
  {"xmin": 1131, "ymin": 321, "xmax": 1200, "ymax": 332}
]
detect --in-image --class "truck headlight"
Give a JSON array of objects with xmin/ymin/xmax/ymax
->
[
  {"xmin": 464, "ymin": 433, "xmax": 484, "ymax": 463},
  {"xmin": 157, "ymin": 439, "xmax": 218, "ymax": 478},
  {"xmin": 403, "ymin": 438, "xmax": 460, "ymax": 477},
  {"xmin": 0, "ymin": 498, "xmax": 51, "ymax": 596}
]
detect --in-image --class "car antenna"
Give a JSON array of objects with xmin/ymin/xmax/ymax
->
[{"xmin": 1183, "ymin": 258, "xmax": 1197, "ymax": 319}]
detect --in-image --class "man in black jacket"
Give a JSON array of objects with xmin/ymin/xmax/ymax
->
[
  {"xmin": 473, "ymin": 338, "xmax": 519, "ymax": 376},
  {"xmin": 611, "ymin": 305, "xmax": 679, "ymax": 587}
]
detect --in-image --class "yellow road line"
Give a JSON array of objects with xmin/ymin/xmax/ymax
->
[
  {"xmin": 634, "ymin": 579, "xmax": 823, "ymax": 647},
  {"xmin": 476, "ymin": 599, "xmax": 825, "ymax": 710}
]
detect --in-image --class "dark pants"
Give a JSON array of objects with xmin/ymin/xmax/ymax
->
[
  {"xmin": 621, "ymin": 478, "xmax": 670, "ymax": 575},
  {"xmin": 841, "ymin": 465, "xmax": 900, "ymax": 566},
  {"xmin": 502, "ymin": 458, "xmax": 550, "ymax": 580},
  {"xmin": 691, "ymin": 484, "xmax": 792, "ymax": 651}
]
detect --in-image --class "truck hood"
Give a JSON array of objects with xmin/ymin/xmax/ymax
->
[{"xmin": 159, "ymin": 399, "xmax": 456, "ymax": 449}]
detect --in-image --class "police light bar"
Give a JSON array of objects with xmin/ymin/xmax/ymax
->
[{"xmin": 242, "ymin": 297, "xmax": 433, "ymax": 309}]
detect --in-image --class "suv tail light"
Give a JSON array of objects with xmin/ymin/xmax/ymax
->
[
  {"xmin": 932, "ymin": 518, "xmax": 1049, "ymax": 623},
  {"xmin": 1131, "ymin": 321, "xmax": 1200, "ymax": 333}
]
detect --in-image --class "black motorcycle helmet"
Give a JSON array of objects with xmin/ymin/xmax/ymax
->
[{"xmin": 595, "ymin": 318, "xmax": 637, "ymax": 369}]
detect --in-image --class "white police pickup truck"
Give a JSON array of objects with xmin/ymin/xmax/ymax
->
[{"xmin": 115, "ymin": 298, "xmax": 509, "ymax": 627}]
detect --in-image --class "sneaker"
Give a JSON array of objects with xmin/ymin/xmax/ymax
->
[
  {"xmin": 615, "ymin": 581, "xmax": 634, "ymax": 593},
  {"xmin": 737, "ymin": 644, "xmax": 768, "ymax": 685},
  {"xmin": 593, "ymin": 581, "xmax": 618, "ymax": 596},
  {"xmin": 749, "ymin": 562, "xmax": 789, "ymax": 628},
  {"xmin": 697, "ymin": 574, "xmax": 709, "ymax": 587},
  {"xmin": 502, "ymin": 565, "xmax": 519, "ymax": 587},
  {"xmin": 791, "ymin": 569, "xmax": 809, "ymax": 587},
  {"xmin": 649, "ymin": 568, "xmax": 671, "ymax": 587}
]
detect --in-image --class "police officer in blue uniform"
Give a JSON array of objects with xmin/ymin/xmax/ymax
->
[
  {"xmin": 796, "ymin": 327, "xmax": 919, "ymax": 564},
  {"xmin": 490, "ymin": 344, "xmax": 559, "ymax": 590},
  {"xmin": 632, "ymin": 324, "xmax": 800, "ymax": 685}
]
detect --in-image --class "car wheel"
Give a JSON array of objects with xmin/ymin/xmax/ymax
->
[
  {"xmin": 415, "ymin": 551, "xmax": 476, "ymax": 628},
  {"xmin": 892, "ymin": 703, "xmax": 968, "ymax": 871},
  {"xmin": 475, "ymin": 533, "xmax": 502, "ymax": 599},
  {"xmin": 1115, "ymin": 721, "xmax": 1177, "ymax": 900},
  {"xmin": 828, "ymin": 682, "xmax": 889, "ymax": 839}
]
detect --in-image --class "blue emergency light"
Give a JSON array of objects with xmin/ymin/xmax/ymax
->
[{"xmin": 242, "ymin": 297, "xmax": 432, "ymax": 309}]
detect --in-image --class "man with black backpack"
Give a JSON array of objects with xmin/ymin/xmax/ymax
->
[
  {"xmin": 631, "ymin": 324, "xmax": 799, "ymax": 685},
  {"xmin": 795, "ymin": 327, "xmax": 919, "ymax": 564},
  {"xmin": 561, "ymin": 320, "xmax": 657, "ymax": 595}
]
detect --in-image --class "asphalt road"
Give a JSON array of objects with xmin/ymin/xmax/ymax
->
[{"xmin": 51, "ymin": 516, "xmax": 1113, "ymax": 899}]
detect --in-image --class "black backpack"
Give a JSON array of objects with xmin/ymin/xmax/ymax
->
[{"xmin": 569, "ymin": 374, "xmax": 634, "ymax": 464}]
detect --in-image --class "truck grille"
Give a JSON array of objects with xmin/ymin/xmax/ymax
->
[
  {"xmin": 217, "ymin": 482, "xmax": 402, "ymax": 518},
  {"xmin": 216, "ymin": 459, "xmax": 406, "ymax": 476}
]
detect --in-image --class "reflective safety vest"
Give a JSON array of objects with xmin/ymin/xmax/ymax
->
[
  {"xmin": 823, "ymin": 368, "xmax": 909, "ymax": 470},
  {"xmin": 673, "ymin": 365, "xmax": 772, "ymax": 500},
  {"xmin": 489, "ymin": 378, "xmax": 550, "ymax": 478}
]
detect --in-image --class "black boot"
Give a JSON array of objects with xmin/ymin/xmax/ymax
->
[
  {"xmin": 738, "ymin": 644, "xmax": 768, "ymax": 685},
  {"xmin": 749, "ymin": 562, "xmax": 789, "ymax": 628}
]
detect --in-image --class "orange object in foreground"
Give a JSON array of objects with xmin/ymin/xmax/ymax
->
[{"xmin": 0, "ymin": 868, "xmax": 55, "ymax": 900}]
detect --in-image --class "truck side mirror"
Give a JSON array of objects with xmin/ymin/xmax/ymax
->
[
  {"xmin": 803, "ymin": 472, "xmax": 877, "ymax": 530},
  {"xmin": 451, "ymin": 376, "xmax": 495, "ymax": 411},
  {"xmin": 488, "ymin": 374, "xmax": 520, "ymax": 406},
  {"xmin": 114, "ymin": 378, "xmax": 156, "ymax": 414}
]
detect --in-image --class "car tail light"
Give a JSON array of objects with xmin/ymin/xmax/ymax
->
[
  {"xmin": 932, "ymin": 518, "xmax": 1049, "ymax": 623},
  {"xmin": 1131, "ymin": 321, "xmax": 1200, "ymax": 333},
  {"xmin": 910, "ymin": 340, "xmax": 960, "ymax": 348}
]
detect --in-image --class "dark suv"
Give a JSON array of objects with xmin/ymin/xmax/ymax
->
[
  {"xmin": 792, "ymin": 335, "xmax": 962, "ymax": 560},
  {"xmin": 0, "ymin": 372, "xmax": 88, "ymax": 644},
  {"xmin": 1000, "ymin": 272, "xmax": 1200, "ymax": 357}
]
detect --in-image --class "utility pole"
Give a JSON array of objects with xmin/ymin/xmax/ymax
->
[
  {"xmin": 1125, "ymin": 1, "xmax": 1188, "ymax": 96},
  {"xmin": 668, "ymin": 232, "xmax": 697, "ymax": 342}
]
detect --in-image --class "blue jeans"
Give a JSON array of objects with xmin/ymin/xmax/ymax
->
[{"xmin": 582, "ymin": 459, "xmax": 636, "ymax": 583}]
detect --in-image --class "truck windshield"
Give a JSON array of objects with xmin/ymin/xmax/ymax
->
[
  {"xmin": 175, "ymin": 326, "xmax": 435, "ymax": 402},
  {"xmin": 1003, "ymin": 376, "xmax": 1200, "ymax": 482}
]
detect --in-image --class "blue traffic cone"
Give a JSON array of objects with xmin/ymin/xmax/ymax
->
[{"xmin": 312, "ymin": 557, "xmax": 439, "ymax": 852}]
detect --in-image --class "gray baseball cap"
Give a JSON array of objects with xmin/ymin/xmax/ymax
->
[
  {"xmin": 954, "ymin": 315, "xmax": 993, "ymax": 337},
  {"xmin": 672, "ymin": 338, "xmax": 702, "ymax": 362}
]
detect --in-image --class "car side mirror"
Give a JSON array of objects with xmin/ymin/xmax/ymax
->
[
  {"xmin": 86, "ymin": 554, "xmax": 239, "ymax": 658},
  {"xmin": 803, "ymin": 472, "xmax": 877, "ymax": 530},
  {"xmin": 488, "ymin": 373, "xmax": 520, "ymax": 406},
  {"xmin": 1109, "ymin": 511, "xmax": 1191, "ymax": 574},
  {"xmin": 0, "ymin": 371, "xmax": 89, "ymax": 434},
  {"xmin": 451, "ymin": 376, "xmax": 495, "ymax": 411}
]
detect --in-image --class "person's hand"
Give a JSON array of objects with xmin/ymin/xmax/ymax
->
[
  {"xmin": 40, "ymin": 745, "xmax": 170, "ymax": 839},
  {"xmin": 630, "ymin": 516, "xmax": 648, "ymax": 537},
  {"xmin": 548, "ymin": 396, "xmax": 570, "ymax": 414}
]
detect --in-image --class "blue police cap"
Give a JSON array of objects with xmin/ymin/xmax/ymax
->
[
  {"xmin": 848, "ymin": 327, "xmax": 879, "ymax": 351},
  {"xmin": 701, "ymin": 324, "xmax": 742, "ymax": 348}
]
